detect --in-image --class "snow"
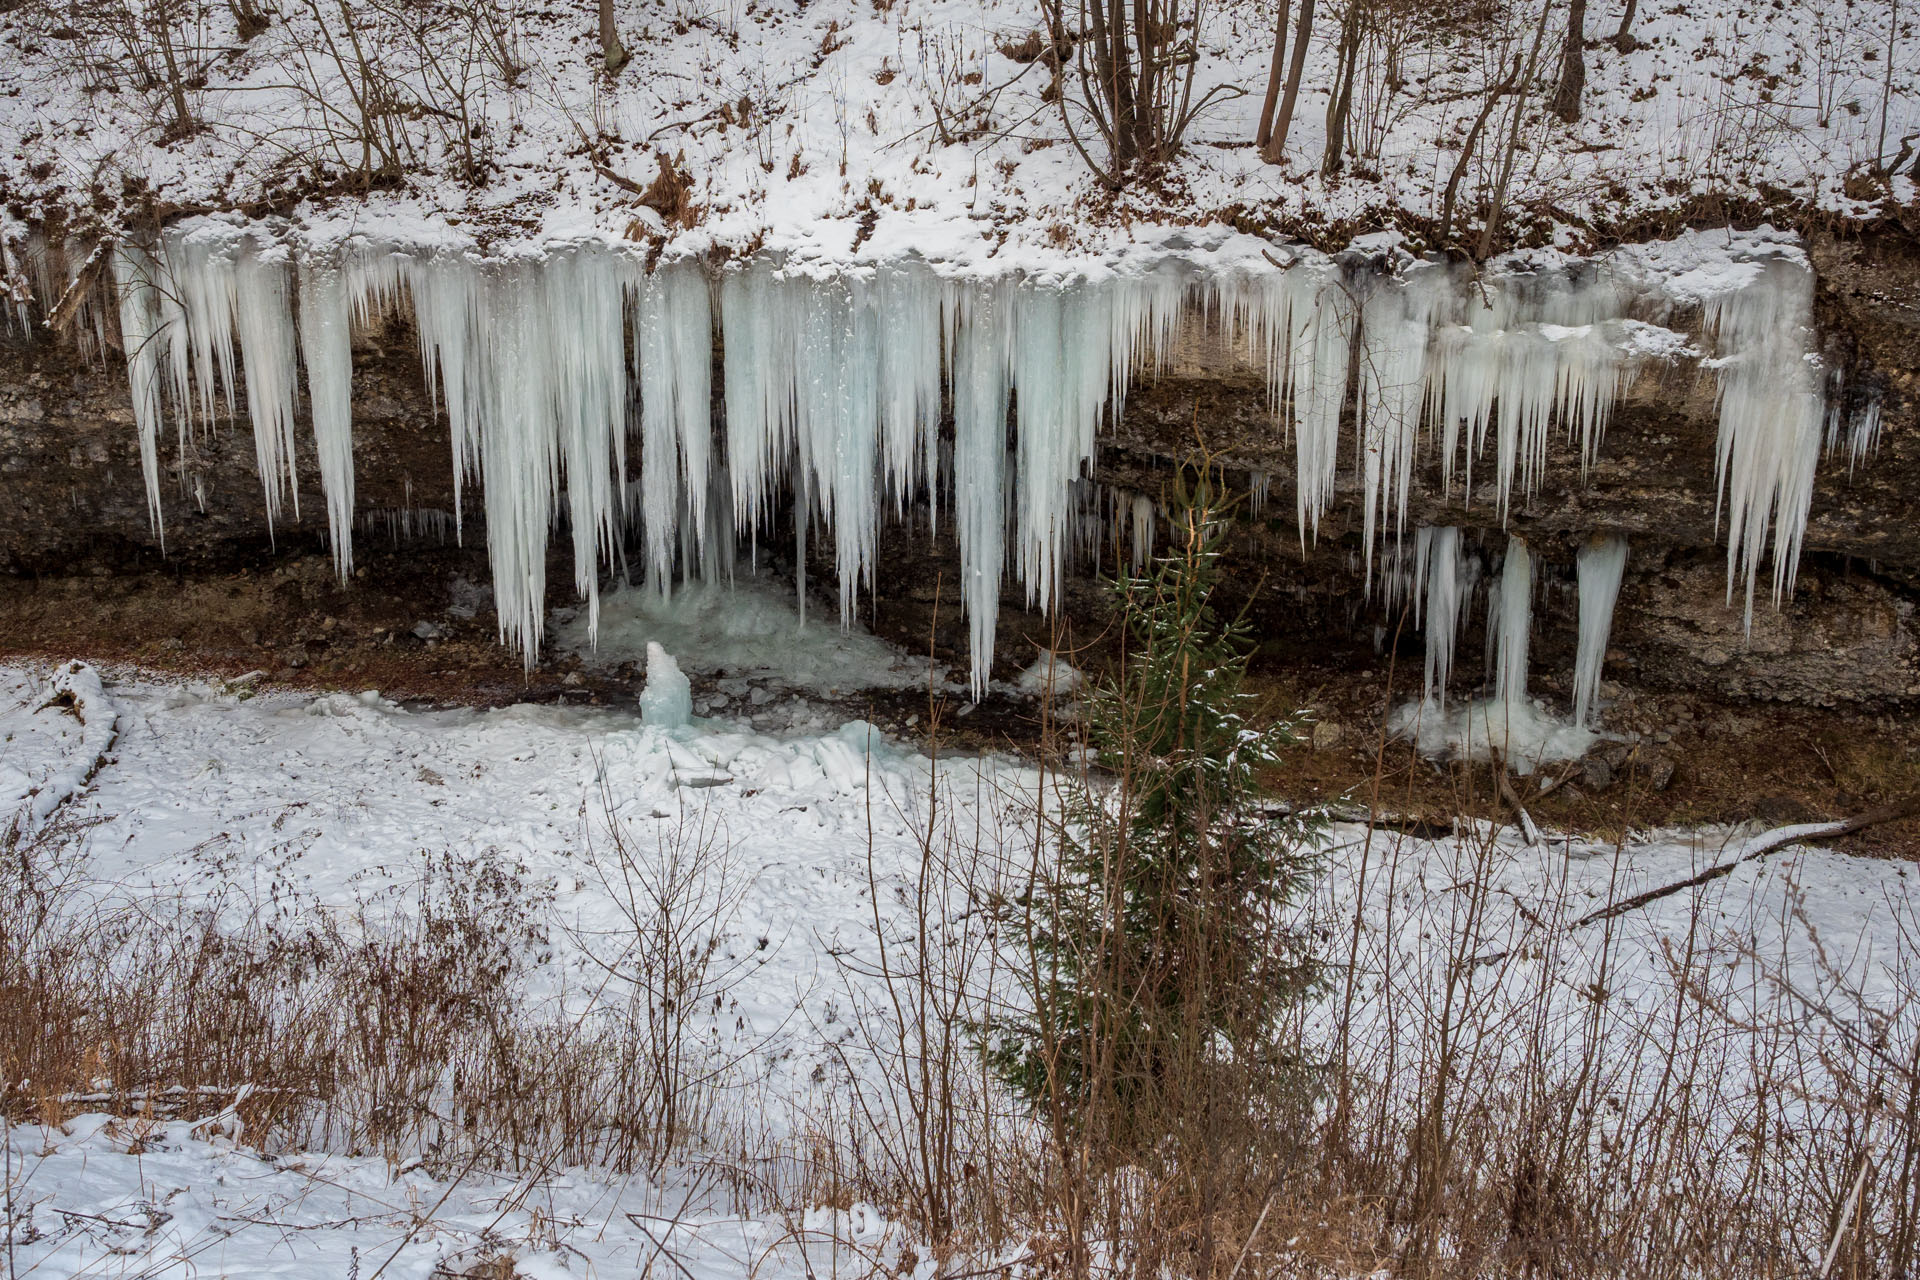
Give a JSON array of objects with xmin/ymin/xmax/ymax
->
[
  {"xmin": 0, "ymin": 0, "xmax": 1910, "ymax": 269},
  {"xmin": 0, "ymin": 661, "xmax": 122, "ymax": 825},
  {"xmin": 2, "ymin": 658, "xmax": 1913, "ymax": 1275}
]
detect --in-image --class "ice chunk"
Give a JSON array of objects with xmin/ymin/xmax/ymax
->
[{"xmin": 640, "ymin": 642, "xmax": 693, "ymax": 730}]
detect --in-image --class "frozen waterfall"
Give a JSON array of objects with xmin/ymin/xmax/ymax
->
[{"xmin": 80, "ymin": 223, "xmax": 1840, "ymax": 694}]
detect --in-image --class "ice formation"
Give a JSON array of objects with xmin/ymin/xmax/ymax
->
[
  {"xmin": 1573, "ymin": 534, "xmax": 1629, "ymax": 727},
  {"xmin": 1702, "ymin": 256, "xmax": 1825, "ymax": 630},
  {"xmin": 74, "ymin": 222, "xmax": 1842, "ymax": 693},
  {"xmin": 640, "ymin": 642, "xmax": 693, "ymax": 729},
  {"xmin": 1413, "ymin": 526, "xmax": 1467, "ymax": 706},
  {"xmin": 1491, "ymin": 536, "xmax": 1534, "ymax": 710}
]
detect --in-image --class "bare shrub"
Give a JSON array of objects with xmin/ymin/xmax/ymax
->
[{"xmin": 573, "ymin": 789, "xmax": 759, "ymax": 1172}]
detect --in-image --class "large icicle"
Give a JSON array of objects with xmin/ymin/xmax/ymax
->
[
  {"xmin": 951, "ymin": 281, "xmax": 1014, "ymax": 695},
  {"xmin": 230, "ymin": 244, "xmax": 303, "ymax": 530},
  {"xmin": 1356, "ymin": 272, "xmax": 1438, "ymax": 584},
  {"xmin": 111, "ymin": 242, "xmax": 167, "ymax": 543},
  {"xmin": 875, "ymin": 262, "xmax": 945, "ymax": 515},
  {"xmin": 1416, "ymin": 526, "xmax": 1465, "ymax": 706},
  {"xmin": 1572, "ymin": 533, "xmax": 1628, "ymax": 727},
  {"xmin": 296, "ymin": 259, "xmax": 355, "ymax": 577},
  {"xmin": 1012, "ymin": 280, "xmax": 1109, "ymax": 613},
  {"xmin": 634, "ymin": 258, "xmax": 712, "ymax": 591},
  {"xmin": 1491, "ymin": 535, "xmax": 1533, "ymax": 710},
  {"xmin": 1704, "ymin": 254, "xmax": 1824, "ymax": 630}
]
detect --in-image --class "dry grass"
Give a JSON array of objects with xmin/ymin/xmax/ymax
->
[{"xmin": 3, "ymin": 730, "xmax": 1916, "ymax": 1278}]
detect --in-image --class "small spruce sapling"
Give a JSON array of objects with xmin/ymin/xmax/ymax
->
[{"xmin": 989, "ymin": 467, "xmax": 1323, "ymax": 1150}]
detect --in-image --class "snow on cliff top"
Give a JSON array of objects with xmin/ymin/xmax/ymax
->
[{"xmin": 0, "ymin": 0, "xmax": 1913, "ymax": 269}]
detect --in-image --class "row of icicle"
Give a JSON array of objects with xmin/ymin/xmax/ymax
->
[{"xmin": 64, "ymin": 222, "xmax": 1843, "ymax": 693}]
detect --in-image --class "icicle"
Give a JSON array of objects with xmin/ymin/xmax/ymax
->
[
  {"xmin": 297, "ymin": 259, "xmax": 355, "ymax": 577},
  {"xmin": 1491, "ymin": 535, "xmax": 1532, "ymax": 710},
  {"xmin": 1013, "ymin": 279, "xmax": 1109, "ymax": 613},
  {"xmin": 1420, "ymin": 526, "xmax": 1464, "ymax": 706},
  {"xmin": 111, "ymin": 242, "xmax": 167, "ymax": 544},
  {"xmin": 405, "ymin": 252, "xmax": 483, "ymax": 538},
  {"xmin": 1704, "ymin": 255, "xmax": 1824, "ymax": 630},
  {"xmin": 951, "ymin": 281, "xmax": 1013, "ymax": 695},
  {"xmin": 1130, "ymin": 493, "xmax": 1155, "ymax": 573},
  {"xmin": 719, "ymin": 266, "xmax": 785, "ymax": 545},
  {"xmin": 1426, "ymin": 265, "xmax": 1623, "ymax": 518},
  {"xmin": 876, "ymin": 262, "xmax": 944, "ymax": 515},
  {"xmin": 1356, "ymin": 271, "xmax": 1437, "ymax": 586},
  {"xmin": 1573, "ymin": 533, "xmax": 1628, "ymax": 727},
  {"xmin": 794, "ymin": 273, "xmax": 880, "ymax": 624},
  {"xmin": 231, "ymin": 244, "xmax": 303, "ymax": 530},
  {"xmin": 635, "ymin": 258, "xmax": 713, "ymax": 594}
]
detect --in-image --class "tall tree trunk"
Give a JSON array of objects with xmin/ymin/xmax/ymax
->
[
  {"xmin": 1255, "ymin": 0, "xmax": 1292, "ymax": 149},
  {"xmin": 1261, "ymin": 0, "xmax": 1316, "ymax": 164},
  {"xmin": 153, "ymin": 13, "xmax": 195, "ymax": 141},
  {"xmin": 1478, "ymin": 0, "xmax": 1557, "ymax": 259},
  {"xmin": 1131, "ymin": 0, "xmax": 1157, "ymax": 161},
  {"xmin": 1321, "ymin": 2, "xmax": 1364, "ymax": 176},
  {"xmin": 600, "ymin": 0, "xmax": 628, "ymax": 72},
  {"xmin": 1610, "ymin": 0, "xmax": 1638, "ymax": 52},
  {"xmin": 1439, "ymin": 56, "xmax": 1519, "ymax": 247},
  {"xmin": 1552, "ymin": 0, "xmax": 1587, "ymax": 121}
]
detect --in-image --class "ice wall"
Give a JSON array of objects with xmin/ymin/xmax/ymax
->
[{"xmin": 79, "ymin": 224, "xmax": 1837, "ymax": 693}]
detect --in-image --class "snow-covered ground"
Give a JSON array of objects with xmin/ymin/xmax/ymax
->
[
  {"xmin": 1, "ymin": 0, "xmax": 1912, "ymax": 262},
  {"xmin": 2, "ymin": 654, "xmax": 1915, "ymax": 1275}
]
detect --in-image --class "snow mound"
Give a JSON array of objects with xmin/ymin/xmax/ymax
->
[
  {"xmin": 558, "ymin": 576, "xmax": 937, "ymax": 695},
  {"xmin": 1389, "ymin": 695, "xmax": 1599, "ymax": 776},
  {"xmin": 0, "ymin": 662, "xmax": 121, "ymax": 824},
  {"xmin": 1015, "ymin": 651, "xmax": 1083, "ymax": 698}
]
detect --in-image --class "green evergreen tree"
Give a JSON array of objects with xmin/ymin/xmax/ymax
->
[{"xmin": 989, "ymin": 468, "xmax": 1323, "ymax": 1147}]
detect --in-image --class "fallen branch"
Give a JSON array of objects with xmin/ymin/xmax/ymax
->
[
  {"xmin": 1474, "ymin": 799, "xmax": 1917, "ymax": 966},
  {"xmin": 1499, "ymin": 773, "xmax": 1542, "ymax": 847},
  {"xmin": 1567, "ymin": 799, "xmax": 1918, "ymax": 932}
]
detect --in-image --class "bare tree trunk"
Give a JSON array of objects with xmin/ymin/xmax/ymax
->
[
  {"xmin": 1477, "ymin": 0, "xmax": 1557, "ymax": 259},
  {"xmin": 1261, "ymin": 0, "xmax": 1315, "ymax": 163},
  {"xmin": 1255, "ymin": 0, "xmax": 1292, "ymax": 149},
  {"xmin": 153, "ymin": 9, "xmax": 196, "ymax": 142},
  {"xmin": 1875, "ymin": 0, "xmax": 1899, "ymax": 170},
  {"xmin": 599, "ymin": 0, "xmax": 628, "ymax": 72},
  {"xmin": 1552, "ymin": 0, "xmax": 1587, "ymax": 122},
  {"xmin": 1610, "ymin": 0, "xmax": 1639, "ymax": 52},
  {"xmin": 1439, "ymin": 57, "xmax": 1520, "ymax": 247},
  {"xmin": 1321, "ymin": 1, "xmax": 1364, "ymax": 176}
]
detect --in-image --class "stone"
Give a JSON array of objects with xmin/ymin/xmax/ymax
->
[
  {"xmin": 1311, "ymin": 720, "xmax": 1344, "ymax": 751},
  {"xmin": 1582, "ymin": 757, "xmax": 1615, "ymax": 792}
]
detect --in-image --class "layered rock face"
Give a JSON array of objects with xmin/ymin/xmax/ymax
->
[{"xmin": 0, "ymin": 225, "xmax": 1915, "ymax": 710}]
